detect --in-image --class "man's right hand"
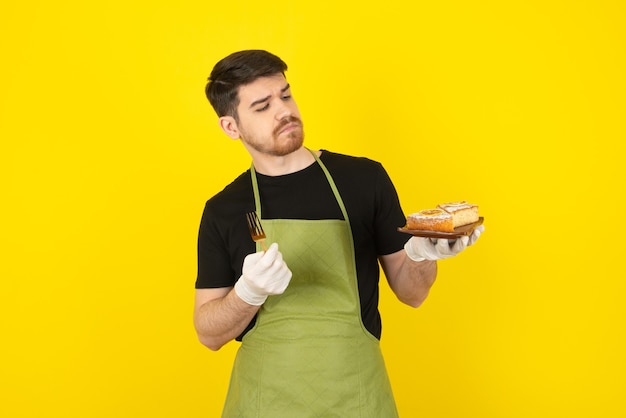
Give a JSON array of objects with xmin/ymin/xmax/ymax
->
[{"xmin": 234, "ymin": 242, "xmax": 292, "ymax": 306}]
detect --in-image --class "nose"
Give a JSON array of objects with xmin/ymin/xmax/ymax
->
[{"xmin": 274, "ymin": 99, "xmax": 293, "ymax": 121}]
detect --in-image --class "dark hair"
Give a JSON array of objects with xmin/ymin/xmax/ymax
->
[{"xmin": 205, "ymin": 50, "xmax": 288, "ymax": 120}]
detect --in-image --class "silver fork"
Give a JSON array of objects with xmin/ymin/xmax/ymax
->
[{"xmin": 246, "ymin": 211, "xmax": 267, "ymax": 251}]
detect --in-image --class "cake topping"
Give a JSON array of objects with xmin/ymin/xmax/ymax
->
[
  {"xmin": 438, "ymin": 201, "xmax": 477, "ymax": 212},
  {"xmin": 420, "ymin": 209, "xmax": 445, "ymax": 216},
  {"xmin": 408, "ymin": 208, "xmax": 451, "ymax": 220}
]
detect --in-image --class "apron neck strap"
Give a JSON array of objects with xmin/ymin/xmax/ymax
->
[
  {"xmin": 250, "ymin": 163, "xmax": 262, "ymax": 218},
  {"xmin": 250, "ymin": 149, "xmax": 351, "ymax": 223}
]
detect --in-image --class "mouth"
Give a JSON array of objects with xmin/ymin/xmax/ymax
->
[
  {"xmin": 274, "ymin": 117, "xmax": 302, "ymax": 136},
  {"xmin": 278, "ymin": 122, "xmax": 300, "ymax": 134}
]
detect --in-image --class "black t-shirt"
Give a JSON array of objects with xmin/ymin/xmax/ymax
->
[{"xmin": 196, "ymin": 150, "xmax": 409, "ymax": 340}]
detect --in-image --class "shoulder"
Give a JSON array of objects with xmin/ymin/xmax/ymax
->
[
  {"xmin": 320, "ymin": 149, "xmax": 392, "ymax": 184},
  {"xmin": 319, "ymin": 150, "xmax": 386, "ymax": 179},
  {"xmin": 200, "ymin": 170, "xmax": 255, "ymax": 242},
  {"xmin": 204, "ymin": 171, "xmax": 253, "ymax": 215},
  {"xmin": 320, "ymin": 149, "xmax": 383, "ymax": 168}
]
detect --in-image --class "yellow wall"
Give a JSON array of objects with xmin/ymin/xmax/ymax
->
[{"xmin": 1, "ymin": 1, "xmax": 624, "ymax": 417}]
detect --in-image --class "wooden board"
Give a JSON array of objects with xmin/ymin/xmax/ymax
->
[{"xmin": 398, "ymin": 217, "xmax": 484, "ymax": 239}]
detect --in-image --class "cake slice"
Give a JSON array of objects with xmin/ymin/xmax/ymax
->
[
  {"xmin": 406, "ymin": 208, "xmax": 455, "ymax": 232},
  {"xmin": 437, "ymin": 201, "xmax": 479, "ymax": 228},
  {"xmin": 405, "ymin": 201, "xmax": 479, "ymax": 232}
]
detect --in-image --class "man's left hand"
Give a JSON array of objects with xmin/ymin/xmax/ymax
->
[{"xmin": 404, "ymin": 225, "xmax": 484, "ymax": 262}]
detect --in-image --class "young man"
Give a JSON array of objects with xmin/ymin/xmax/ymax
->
[{"xmin": 194, "ymin": 50, "xmax": 483, "ymax": 417}]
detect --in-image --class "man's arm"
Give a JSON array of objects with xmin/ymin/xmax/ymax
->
[
  {"xmin": 193, "ymin": 287, "xmax": 260, "ymax": 351},
  {"xmin": 381, "ymin": 226, "xmax": 485, "ymax": 307},
  {"xmin": 379, "ymin": 250, "xmax": 438, "ymax": 308},
  {"xmin": 193, "ymin": 243, "xmax": 292, "ymax": 351}
]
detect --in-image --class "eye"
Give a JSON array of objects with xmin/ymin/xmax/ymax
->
[
  {"xmin": 256, "ymin": 104, "xmax": 269, "ymax": 112},
  {"xmin": 282, "ymin": 94, "xmax": 292, "ymax": 100}
]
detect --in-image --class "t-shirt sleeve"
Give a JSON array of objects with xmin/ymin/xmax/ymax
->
[
  {"xmin": 195, "ymin": 202, "xmax": 238, "ymax": 289},
  {"xmin": 373, "ymin": 163, "xmax": 410, "ymax": 256}
]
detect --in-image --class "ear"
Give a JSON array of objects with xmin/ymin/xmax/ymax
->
[{"xmin": 218, "ymin": 116, "xmax": 240, "ymax": 140}]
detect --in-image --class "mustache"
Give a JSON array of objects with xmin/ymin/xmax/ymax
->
[{"xmin": 273, "ymin": 116, "xmax": 302, "ymax": 136}]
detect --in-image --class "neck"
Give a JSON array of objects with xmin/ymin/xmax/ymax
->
[{"xmin": 250, "ymin": 147, "xmax": 321, "ymax": 176}]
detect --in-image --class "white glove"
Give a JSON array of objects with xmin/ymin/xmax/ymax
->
[
  {"xmin": 234, "ymin": 242, "xmax": 292, "ymax": 306},
  {"xmin": 405, "ymin": 225, "xmax": 484, "ymax": 262}
]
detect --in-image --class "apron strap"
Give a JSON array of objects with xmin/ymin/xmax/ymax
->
[
  {"xmin": 250, "ymin": 149, "xmax": 351, "ymax": 227},
  {"xmin": 308, "ymin": 149, "xmax": 351, "ymax": 225},
  {"xmin": 250, "ymin": 163, "xmax": 262, "ymax": 219}
]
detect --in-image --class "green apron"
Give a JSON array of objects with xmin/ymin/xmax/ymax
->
[{"xmin": 222, "ymin": 151, "xmax": 399, "ymax": 418}]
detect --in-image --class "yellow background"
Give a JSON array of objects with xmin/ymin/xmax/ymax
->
[{"xmin": 1, "ymin": 1, "xmax": 624, "ymax": 417}]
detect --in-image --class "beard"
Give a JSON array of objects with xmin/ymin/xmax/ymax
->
[{"xmin": 241, "ymin": 116, "xmax": 304, "ymax": 157}]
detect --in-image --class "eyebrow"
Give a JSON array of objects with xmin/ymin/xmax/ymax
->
[{"xmin": 249, "ymin": 84, "xmax": 291, "ymax": 108}]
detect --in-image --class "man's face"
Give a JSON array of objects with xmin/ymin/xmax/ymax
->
[{"xmin": 234, "ymin": 74, "xmax": 304, "ymax": 157}]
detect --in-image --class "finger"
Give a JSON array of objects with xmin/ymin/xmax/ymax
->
[
  {"xmin": 266, "ymin": 264, "xmax": 292, "ymax": 293},
  {"xmin": 264, "ymin": 251, "xmax": 286, "ymax": 275},
  {"xmin": 435, "ymin": 238, "xmax": 455, "ymax": 256},
  {"xmin": 258, "ymin": 243, "xmax": 279, "ymax": 268},
  {"xmin": 469, "ymin": 225, "xmax": 484, "ymax": 245},
  {"xmin": 276, "ymin": 267, "xmax": 292, "ymax": 289},
  {"xmin": 455, "ymin": 235, "xmax": 470, "ymax": 251}
]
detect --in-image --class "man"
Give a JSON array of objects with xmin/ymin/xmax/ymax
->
[{"xmin": 194, "ymin": 50, "xmax": 483, "ymax": 417}]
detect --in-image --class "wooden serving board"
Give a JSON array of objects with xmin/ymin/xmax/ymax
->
[{"xmin": 398, "ymin": 217, "xmax": 484, "ymax": 239}]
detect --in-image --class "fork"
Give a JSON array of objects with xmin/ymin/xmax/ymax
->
[{"xmin": 246, "ymin": 211, "xmax": 267, "ymax": 251}]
